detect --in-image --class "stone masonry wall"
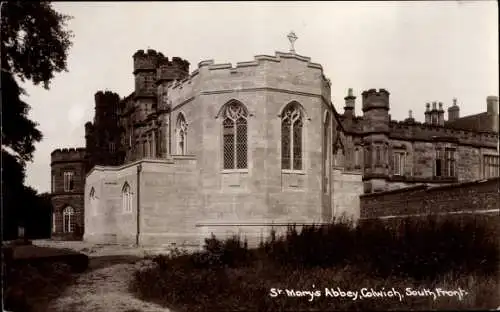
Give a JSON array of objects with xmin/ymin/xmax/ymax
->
[
  {"xmin": 84, "ymin": 163, "xmax": 139, "ymax": 245},
  {"xmin": 360, "ymin": 177, "xmax": 500, "ymax": 219},
  {"xmin": 332, "ymin": 170, "xmax": 363, "ymax": 221}
]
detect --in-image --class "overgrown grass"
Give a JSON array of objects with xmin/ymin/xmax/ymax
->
[
  {"xmin": 131, "ymin": 214, "xmax": 499, "ymax": 311},
  {"xmin": 4, "ymin": 262, "xmax": 76, "ymax": 312}
]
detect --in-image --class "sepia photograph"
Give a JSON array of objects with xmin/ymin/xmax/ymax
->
[{"xmin": 1, "ymin": 1, "xmax": 499, "ymax": 311}]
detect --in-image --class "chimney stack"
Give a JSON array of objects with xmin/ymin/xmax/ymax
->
[
  {"xmin": 438, "ymin": 102, "xmax": 445, "ymax": 126},
  {"xmin": 447, "ymin": 98, "xmax": 460, "ymax": 122},
  {"xmin": 431, "ymin": 102, "xmax": 438, "ymax": 125},
  {"xmin": 486, "ymin": 96, "xmax": 499, "ymax": 133},
  {"xmin": 424, "ymin": 103, "xmax": 431, "ymax": 124},
  {"xmin": 343, "ymin": 88, "xmax": 356, "ymax": 119}
]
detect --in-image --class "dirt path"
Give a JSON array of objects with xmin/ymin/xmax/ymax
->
[{"xmin": 48, "ymin": 257, "xmax": 172, "ymax": 312}]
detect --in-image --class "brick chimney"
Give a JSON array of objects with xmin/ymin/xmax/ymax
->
[
  {"xmin": 343, "ymin": 88, "xmax": 356, "ymax": 119},
  {"xmin": 404, "ymin": 109, "xmax": 415, "ymax": 124},
  {"xmin": 448, "ymin": 98, "xmax": 460, "ymax": 122},
  {"xmin": 431, "ymin": 102, "xmax": 438, "ymax": 125},
  {"xmin": 424, "ymin": 103, "xmax": 431, "ymax": 124},
  {"xmin": 438, "ymin": 102, "xmax": 445, "ymax": 126},
  {"xmin": 486, "ymin": 95, "xmax": 499, "ymax": 133}
]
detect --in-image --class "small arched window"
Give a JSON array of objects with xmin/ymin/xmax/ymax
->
[
  {"xmin": 122, "ymin": 183, "xmax": 132, "ymax": 213},
  {"xmin": 334, "ymin": 146, "xmax": 345, "ymax": 168},
  {"xmin": 176, "ymin": 113, "xmax": 188, "ymax": 155},
  {"xmin": 52, "ymin": 209, "xmax": 56, "ymax": 233},
  {"xmin": 90, "ymin": 187, "xmax": 97, "ymax": 216},
  {"xmin": 221, "ymin": 101, "xmax": 248, "ymax": 169},
  {"xmin": 281, "ymin": 102, "xmax": 304, "ymax": 170},
  {"xmin": 63, "ymin": 206, "xmax": 74, "ymax": 233},
  {"xmin": 354, "ymin": 146, "xmax": 361, "ymax": 168}
]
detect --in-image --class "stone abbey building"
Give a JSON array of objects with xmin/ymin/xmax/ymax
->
[{"xmin": 50, "ymin": 48, "xmax": 499, "ymax": 245}]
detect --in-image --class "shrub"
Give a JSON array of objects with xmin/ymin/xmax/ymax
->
[{"xmin": 132, "ymin": 214, "xmax": 499, "ymax": 311}]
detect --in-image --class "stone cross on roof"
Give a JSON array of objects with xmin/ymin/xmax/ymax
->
[{"xmin": 287, "ymin": 31, "xmax": 298, "ymax": 53}]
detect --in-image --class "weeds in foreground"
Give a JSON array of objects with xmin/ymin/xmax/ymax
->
[
  {"xmin": 131, "ymin": 214, "xmax": 499, "ymax": 311},
  {"xmin": 4, "ymin": 262, "xmax": 76, "ymax": 312}
]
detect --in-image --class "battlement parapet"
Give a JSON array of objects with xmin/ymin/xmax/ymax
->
[
  {"xmin": 388, "ymin": 119, "xmax": 498, "ymax": 147},
  {"xmin": 156, "ymin": 55, "xmax": 190, "ymax": 82},
  {"xmin": 84, "ymin": 122, "xmax": 94, "ymax": 136},
  {"xmin": 196, "ymin": 51, "xmax": 324, "ymax": 72},
  {"xmin": 362, "ymin": 88, "xmax": 390, "ymax": 112},
  {"xmin": 166, "ymin": 51, "xmax": 328, "ymax": 104},
  {"xmin": 51, "ymin": 147, "xmax": 87, "ymax": 163},
  {"xmin": 95, "ymin": 91, "xmax": 121, "ymax": 107},
  {"xmin": 133, "ymin": 49, "xmax": 161, "ymax": 73}
]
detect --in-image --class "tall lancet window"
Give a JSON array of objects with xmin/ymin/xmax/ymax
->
[
  {"xmin": 176, "ymin": 113, "xmax": 187, "ymax": 155},
  {"xmin": 62, "ymin": 206, "xmax": 74, "ymax": 233},
  {"xmin": 90, "ymin": 187, "xmax": 97, "ymax": 216},
  {"xmin": 323, "ymin": 112, "xmax": 330, "ymax": 192},
  {"xmin": 281, "ymin": 102, "xmax": 304, "ymax": 170},
  {"xmin": 122, "ymin": 183, "xmax": 132, "ymax": 213},
  {"xmin": 222, "ymin": 101, "xmax": 248, "ymax": 169}
]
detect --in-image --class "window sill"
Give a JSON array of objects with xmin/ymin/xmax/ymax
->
[
  {"xmin": 281, "ymin": 170, "xmax": 305, "ymax": 175},
  {"xmin": 221, "ymin": 169, "xmax": 249, "ymax": 174}
]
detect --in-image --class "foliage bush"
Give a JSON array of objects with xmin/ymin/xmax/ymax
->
[{"xmin": 131, "ymin": 214, "xmax": 499, "ymax": 311}]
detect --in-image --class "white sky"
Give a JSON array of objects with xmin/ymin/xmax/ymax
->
[{"xmin": 21, "ymin": 1, "xmax": 499, "ymax": 193}]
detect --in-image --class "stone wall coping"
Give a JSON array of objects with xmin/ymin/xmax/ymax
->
[
  {"xmin": 86, "ymin": 157, "xmax": 196, "ymax": 178},
  {"xmin": 359, "ymin": 208, "xmax": 499, "ymax": 221},
  {"xmin": 361, "ymin": 177, "xmax": 500, "ymax": 199}
]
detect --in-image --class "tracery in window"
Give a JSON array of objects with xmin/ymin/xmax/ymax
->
[
  {"xmin": 221, "ymin": 101, "xmax": 248, "ymax": 169},
  {"xmin": 281, "ymin": 103, "xmax": 303, "ymax": 170}
]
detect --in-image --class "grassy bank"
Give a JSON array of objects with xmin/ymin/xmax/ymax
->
[
  {"xmin": 4, "ymin": 261, "xmax": 76, "ymax": 312},
  {"xmin": 131, "ymin": 214, "xmax": 499, "ymax": 311}
]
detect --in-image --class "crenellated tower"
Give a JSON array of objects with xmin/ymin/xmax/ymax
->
[
  {"xmin": 85, "ymin": 91, "xmax": 123, "ymax": 169},
  {"xmin": 50, "ymin": 148, "xmax": 87, "ymax": 239},
  {"xmin": 131, "ymin": 49, "xmax": 190, "ymax": 160},
  {"xmin": 361, "ymin": 88, "xmax": 390, "ymax": 193},
  {"xmin": 155, "ymin": 55, "xmax": 190, "ymax": 158}
]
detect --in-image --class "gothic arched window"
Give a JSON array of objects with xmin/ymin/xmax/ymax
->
[
  {"xmin": 354, "ymin": 146, "xmax": 362, "ymax": 168},
  {"xmin": 323, "ymin": 112, "xmax": 330, "ymax": 192},
  {"xmin": 281, "ymin": 103, "xmax": 304, "ymax": 170},
  {"xmin": 63, "ymin": 206, "xmax": 74, "ymax": 233},
  {"xmin": 52, "ymin": 209, "xmax": 56, "ymax": 233},
  {"xmin": 122, "ymin": 183, "xmax": 132, "ymax": 213},
  {"xmin": 221, "ymin": 101, "xmax": 248, "ymax": 169},
  {"xmin": 176, "ymin": 113, "xmax": 187, "ymax": 155}
]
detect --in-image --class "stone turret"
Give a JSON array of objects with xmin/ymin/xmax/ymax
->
[
  {"xmin": 156, "ymin": 56, "xmax": 190, "ymax": 85},
  {"xmin": 362, "ymin": 88, "xmax": 390, "ymax": 193}
]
